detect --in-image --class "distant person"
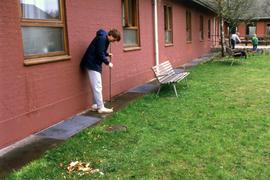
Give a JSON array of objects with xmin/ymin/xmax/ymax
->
[
  {"xmin": 230, "ymin": 32, "xmax": 241, "ymax": 49},
  {"xmin": 80, "ymin": 29, "xmax": 121, "ymax": 113},
  {"xmin": 251, "ymin": 34, "xmax": 259, "ymax": 51}
]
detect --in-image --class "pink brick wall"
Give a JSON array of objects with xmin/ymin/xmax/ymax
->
[
  {"xmin": 0, "ymin": 0, "xmax": 215, "ymax": 148},
  {"xmin": 238, "ymin": 23, "xmax": 246, "ymax": 37},
  {"xmin": 256, "ymin": 21, "xmax": 265, "ymax": 37},
  {"xmin": 157, "ymin": 0, "xmax": 213, "ymax": 66}
]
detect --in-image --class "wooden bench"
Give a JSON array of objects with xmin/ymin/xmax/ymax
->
[
  {"xmin": 239, "ymin": 36, "xmax": 270, "ymax": 46},
  {"xmin": 258, "ymin": 36, "xmax": 270, "ymax": 46},
  {"xmin": 226, "ymin": 47, "xmax": 247, "ymax": 66},
  {"xmin": 152, "ymin": 61, "xmax": 190, "ymax": 97}
]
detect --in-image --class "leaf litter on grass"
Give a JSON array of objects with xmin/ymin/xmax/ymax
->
[{"xmin": 66, "ymin": 160, "xmax": 104, "ymax": 176}]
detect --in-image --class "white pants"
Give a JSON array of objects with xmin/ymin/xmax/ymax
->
[{"xmin": 87, "ymin": 70, "xmax": 104, "ymax": 109}]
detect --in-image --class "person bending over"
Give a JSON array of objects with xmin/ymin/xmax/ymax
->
[{"xmin": 81, "ymin": 29, "xmax": 121, "ymax": 113}]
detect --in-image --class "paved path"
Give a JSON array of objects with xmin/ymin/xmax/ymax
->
[{"xmin": 236, "ymin": 45, "xmax": 270, "ymax": 50}]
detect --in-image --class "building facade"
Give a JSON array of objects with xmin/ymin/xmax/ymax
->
[
  {"xmin": 237, "ymin": 19, "xmax": 270, "ymax": 38},
  {"xmin": 0, "ymin": 0, "xmax": 219, "ymax": 149}
]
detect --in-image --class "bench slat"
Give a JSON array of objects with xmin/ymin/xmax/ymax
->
[
  {"xmin": 160, "ymin": 72, "xmax": 189, "ymax": 84},
  {"xmin": 153, "ymin": 64, "xmax": 174, "ymax": 74}
]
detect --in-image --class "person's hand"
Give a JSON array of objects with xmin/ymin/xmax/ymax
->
[
  {"xmin": 108, "ymin": 53, "xmax": 113, "ymax": 57},
  {"xmin": 109, "ymin": 62, "xmax": 113, "ymax": 68}
]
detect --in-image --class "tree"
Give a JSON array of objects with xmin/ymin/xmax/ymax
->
[
  {"xmin": 224, "ymin": 0, "xmax": 257, "ymax": 28},
  {"xmin": 262, "ymin": 0, "xmax": 270, "ymax": 16}
]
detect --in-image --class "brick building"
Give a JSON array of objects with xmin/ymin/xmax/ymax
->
[
  {"xmin": 237, "ymin": 19, "xmax": 270, "ymax": 38},
  {"xmin": 0, "ymin": 0, "xmax": 219, "ymax": 149}
]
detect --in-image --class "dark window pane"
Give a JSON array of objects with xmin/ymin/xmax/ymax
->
[
  {"xmin": 168, "ymin": 7, "xmax": 172, "ymax": 29},
  {"xmin": 22, "ymin": 27, "xmax": 64, "ymax": 56},
  {"xmin": 208, "ymin": 19, "xmax": 211, "ymax": 39},
  {"xmin": 128, "ymin": 0, "xmax": 134, "ymax": 26},
  {"xmin": 267, "ymin": 24, "xmax": 270, "ymax": 35},
  {"xmin": 186, "ymin": 11, "xmax": 192, "ymax": 41},
  {"xmin": 200, "ymin": 16, "xmax": 204, "ymax": 40},
  {"xmin": 122, "ymin": 1, "xmax": 126, "ymax": 26},
  {"xmin": 20, "ymin": 0, "xmax": 60, "ymax": 19},
  {"xmin": 164, "ymin": 6, "xmax": 173, "ymax": 44},
  {"xmin": 164, "ymin": 6, "xmax": 167, "ymax": 30}
]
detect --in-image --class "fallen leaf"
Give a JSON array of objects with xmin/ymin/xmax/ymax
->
[{"xmin": 66, "ymin": 161, "xmax": 104, "ymax": 175}]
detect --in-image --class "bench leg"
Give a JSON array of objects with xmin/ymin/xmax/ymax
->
[
  {"xmin": 230, "ymin": 59, "xmax": 235, "ymax": 66},
  {"xmin": 156, "ymin": 86, "xmax": 161, "ymax": 96},
  {"xmin": 185, "ymin": 78, "xmax": 188, "ymax": 88},
  {"xmin": 173, "ymin": 84, "xmax": 178, "ymax": 97}
]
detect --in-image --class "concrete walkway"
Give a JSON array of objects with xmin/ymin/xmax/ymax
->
[
  {"xmin": 0, "ymin": 52, "xmax": 219, "ymax": 179},
  {"xmin": 235, "ymin": 44, "xmax": 270, "ymax": 50}
]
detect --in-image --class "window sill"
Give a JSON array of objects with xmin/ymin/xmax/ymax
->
[
  {"xmin": 165, "ymin": 43, "xmax": 174, "ymax": 47},
  {"xmin": 186, "ymin": 41, "xmax": 192, "ymax": 44},
  {"xmin": 123, "ymin": 47, "xmax": 141, "ymax": 52},
  {"xmin": 24, "ymin": 55, "xmax": 71, "ymax": 66}
]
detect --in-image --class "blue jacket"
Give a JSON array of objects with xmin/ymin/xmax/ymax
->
[{"xmin": 81, "ymin": 29, "xmax": 110, "ymax": 73}]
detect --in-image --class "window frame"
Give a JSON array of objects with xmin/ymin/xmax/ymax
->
[
  {"xmin": 199, "ymin": 15, "xmax": 204, "ymax": 41},
  {"xmin": 122, "ymin": 0, "xmax": 140, "ymax": 49},
  {"xmin": 164, "ymin": 5, "xmax": 173, "ymax": 45},
  {"xmin": 246, "ymin": 22, "xmax": 257, "ymax": 36},
  {"xmin": 19, "ymin": 0, "xmax": 70, "ymax": 65},
  {"xmin": 186, "ymin": 10, "xmax": 192, "ymax": 42}
]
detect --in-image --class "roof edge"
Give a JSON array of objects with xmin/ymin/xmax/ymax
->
[{"xmin": 192, "ymin": 0, "xmax": 217, "ymax": 14}]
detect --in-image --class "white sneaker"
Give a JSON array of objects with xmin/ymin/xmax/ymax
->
[
  {"xmin": 98, "ymin": 107, "xmax": 113, "ymax": 114},
  {"xmin": 91, "ymin": 104, "xmax": 98, "ymax": 111}
]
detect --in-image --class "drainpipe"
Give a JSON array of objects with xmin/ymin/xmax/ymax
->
[{"xmin": 153, "ymin": 0, "xmax": 159, "ymax": 65}]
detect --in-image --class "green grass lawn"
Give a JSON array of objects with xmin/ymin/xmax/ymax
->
[{"xmin": 7, "ymin": 54, "xmax": 270, "ymax": 179}]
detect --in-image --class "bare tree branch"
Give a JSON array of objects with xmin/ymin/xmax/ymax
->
[{"xmin": 262, "ymin": 0, "xmax": 270, "ymax": 16}]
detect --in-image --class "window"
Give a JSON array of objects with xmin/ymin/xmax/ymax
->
[
  {"xmin": 20, "ymin": 0, "xmax": 69, "ymax": 65},
  {"xmin": 208, "ymin": 18, "xmax": 211, "ymax": 39},
  {"xmin": 199, "ymin": 15, "xmax": 204, "ymax": 40},
  {"xmin": 122, "ymin": 0, "xmax": 140, "ymax": 48},
  {"xmin": 164, "ymin": 5, "xmax": 173, "ymax": 44},
  {"xmin": 186, "ymin": 10, "xmax": 192, "ymax": 42},
  {"xmin": 266, "ymin": 24, "xmax": 270, "ymax": 35},
  {"xmin": 246, "ymin": 23, "xmax": 256, "ymax": 37}
]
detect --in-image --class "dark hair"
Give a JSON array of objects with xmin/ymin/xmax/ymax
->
[{"xmin": 108, "ymin": 29, "xmax": 121, "ymax": 41}]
